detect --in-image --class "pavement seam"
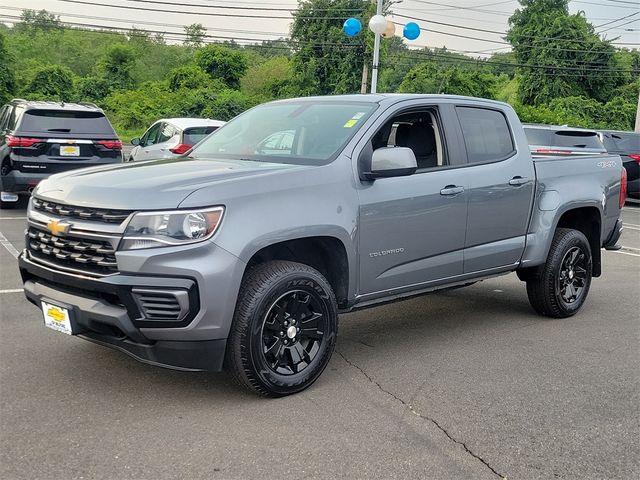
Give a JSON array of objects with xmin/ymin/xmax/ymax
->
[{"xmin": 336, "ymin": 350, "xmax": 506, "ymax": 479}]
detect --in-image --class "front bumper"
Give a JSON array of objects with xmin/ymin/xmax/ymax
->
[{"xmin": 19, "ymin": 240, "xmax": 246, "ymax": 371}]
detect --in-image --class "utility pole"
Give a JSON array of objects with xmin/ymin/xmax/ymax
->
[
  {"xmin": 635, "ymin": 90, "xmax": 640, "ymax": 132},
  {"xmin": 360, "ymin": 63, "xmax": 369, "ymax": 94},
  {"xmin": 370, "ymin": 0, "xmax": 383, "ymax": 94}
]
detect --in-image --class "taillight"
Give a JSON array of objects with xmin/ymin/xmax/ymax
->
[
  {"xmin": 95, "ymin": 140, "xmax": 123, "ymax": 150},
  {"xmin": 619, "ymin": 167, "xmax": 627, "ymax": 209},
  {"xmin": 169, "ymin": 143, "xmax": 192, "ymax": 155},
  {"xmin": 6, "ymin": 135, "xmax": 42, "ymax": 148},
  {"xmin": 629, "ymin": 154, "xmax": 640, "ymax": 163}
]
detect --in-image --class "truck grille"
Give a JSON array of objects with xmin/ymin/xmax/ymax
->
[
  {"xmin": 27, "ymin": 227, "xmax": 118, "ymax": 276},
  {"xmin": 32, "ymin": 198, "xmax": 132, "ymax": 224}
]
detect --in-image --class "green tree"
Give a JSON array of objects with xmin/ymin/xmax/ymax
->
[
  {"xmin": 98, "ymin": 44, "xmax": 136, "ymax": 90},
  {"xmin": 195, "ymin": 44, "xmax": 248, "ymax": 89},
  {"xmin": 22, "ymin": 64, "xmax": 74, "ymax": 101},
  {"xmin": 17, "ymin": 9, "xmax": 62, "ymax": 32},
  {"xmin": 398, "ymin": 63, "xmax": 500, "ymax": 99},
  {"xmin": 290, "ymin": 0, "xmax": 373, "ymax": 95},
  {"xmin": 240, "ymin": 56, "xmax": 293, "ymax": 98},
  {"xmin": 167, "ymin": 65, "xmax": 213, "ymax": 92},
  {"xmin": 0, "ymin": 31, "xmax": 16, "ymax": 104},
  {"xmin": 184, "ymin": 23, "xmax": 206, "ymax": 48},
  {"xmin": 507, "ymin": 0, "xmax": 623, "ymax": 105}
]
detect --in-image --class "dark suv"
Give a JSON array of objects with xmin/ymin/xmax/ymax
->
[
  {"xmin": 599, "ymin": 130, "xmax": 640, "ymax": 200},
  {"xmin": 0, "ymin": 99, "xmax": 122, "ymax": 208}
]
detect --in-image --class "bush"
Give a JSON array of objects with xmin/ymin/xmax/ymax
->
[{"xmin": 167, "ymin": 65, "xmax": 212, "ymax": 92}]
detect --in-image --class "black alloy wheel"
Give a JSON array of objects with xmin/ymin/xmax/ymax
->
[
  {"xmin": 225, "ymin": 260, "xmax": 338, "ymax": 397},
  {"xmin": 556, "ymin": 246, "xmax": 589, "ymax": 307},
  {"xmin": 526, "ymin": 228, "xmax": 593, "ymax": 318},
  {"xmin": 261, "ymin": 289, "xmax": 327, "ymax": 375}
]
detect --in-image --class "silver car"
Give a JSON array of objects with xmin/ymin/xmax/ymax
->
[{"xmin": 128, "ymin": 118, "xmax": 225, "ymax": 162}]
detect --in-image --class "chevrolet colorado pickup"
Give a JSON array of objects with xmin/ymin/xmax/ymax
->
[{"xmin": 18, "ymin": 94, "xmax": 626, "ymax": 397}]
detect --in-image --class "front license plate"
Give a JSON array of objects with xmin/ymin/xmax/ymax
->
[
  {"xmin": 60, "ymin": 145, "xmax": 80, "ymax": 157},
  {"xmin": 42, "ymin": 301, "xmax": 74, "ymax": 335}
]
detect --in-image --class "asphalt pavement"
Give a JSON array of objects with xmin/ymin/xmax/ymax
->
[{"xmin": 0, "ymin": 203, "xmax": 638, "ymax": 480}]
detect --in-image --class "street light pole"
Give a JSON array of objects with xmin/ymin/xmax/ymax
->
[{"xmin": 370, "ymin": 0, "xmax": 383, "ymax": 94}]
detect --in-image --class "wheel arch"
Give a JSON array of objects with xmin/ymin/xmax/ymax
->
[
  {"xmin": 519, "ymin": 203, "xmax": 603, "ymax": 279},
  {"xmin": 242, "ymin": 235, "xmax": 352, "ymax": 308}
]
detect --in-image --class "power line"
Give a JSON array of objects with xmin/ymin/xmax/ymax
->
[{"xmin": 112, "ymin": 0, "xmax": 363, "ymax": 13}]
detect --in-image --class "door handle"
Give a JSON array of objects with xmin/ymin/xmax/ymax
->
[
  {"xmin": 440, "ymin": 185, "xmax": 465, "ymax": 196},
  {"xmin": 509, "ymin": 176, "xmax": 530, "ymax": 186}
]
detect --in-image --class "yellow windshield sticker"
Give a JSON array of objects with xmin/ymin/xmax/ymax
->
[{"xmin": 343, "ymin": 112, "xmax": 366, "ymax": 128}]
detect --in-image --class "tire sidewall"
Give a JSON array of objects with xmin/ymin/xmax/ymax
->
[{"xmin": 243, "ymin": 269, "xmax": 337, "ymax": 396}]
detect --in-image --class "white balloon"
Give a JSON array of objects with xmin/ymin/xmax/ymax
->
[{"xmin": 368, "ymin": 14, "xmax": 387, "ymax": 35}]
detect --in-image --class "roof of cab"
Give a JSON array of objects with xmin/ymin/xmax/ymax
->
[
  {"xmin": 161, "ymin": 118, "xmax": 226, "ymax": 129},
  {"xmin": 268, "ymin": 93, "xmax": 511, "ymax": 108}
]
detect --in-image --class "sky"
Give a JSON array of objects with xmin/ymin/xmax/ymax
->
[{"xmin": 3, "ymin": 0, "xmax": 639, "ymax": 57}]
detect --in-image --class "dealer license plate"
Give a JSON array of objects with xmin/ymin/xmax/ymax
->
[
  {"xmin": 42, "ymin": 301, "xmax": 74, "ymax": 335},
  {"xmin": 60, "ymin": 145, "xmax": 80, "ymax": 157}
]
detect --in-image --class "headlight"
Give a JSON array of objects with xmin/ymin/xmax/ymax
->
[{"xmin": 120, "ymin": 207, "xmax": 224, "ymax": 250}]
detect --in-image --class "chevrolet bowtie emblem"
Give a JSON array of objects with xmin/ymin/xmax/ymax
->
[{"xmin": 46, "ymin": 220, "xmax": 72, "ymax": 236}]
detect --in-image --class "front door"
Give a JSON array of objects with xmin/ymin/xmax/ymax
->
[{"xmin": 357, "ymin": 106, "xmax": 468, "ymax": 298}]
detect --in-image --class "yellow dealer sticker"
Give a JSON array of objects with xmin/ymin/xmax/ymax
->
[
  {"xmin": 41, "ymin": 301, "xmax": 74, "ymax": 335},
  {"xmin": 343, "ymin": 112, "xmax": 366, "ymax": 128}
]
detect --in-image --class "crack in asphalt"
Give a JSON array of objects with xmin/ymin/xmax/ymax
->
[{"xmin": 336, "ymin": 350, "xmax": 506, "ymax": 479}]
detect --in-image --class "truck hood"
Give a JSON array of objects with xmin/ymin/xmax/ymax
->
[{"xmin": 34, "ymin": 157, "xmax": 306, "ymax": 210}]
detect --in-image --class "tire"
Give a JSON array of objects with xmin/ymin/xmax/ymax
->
[
  {"xmin": 225, "ymin": 260, "xmax": 338, "ymax": 397},
  {"xmin": 526, "ymin": 228, "xmax": 593, "ymax": 318}
]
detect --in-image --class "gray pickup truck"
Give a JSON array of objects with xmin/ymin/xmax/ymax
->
[{"xmin": 18, "ymin": 94, "xmax": 626, "ymax": 397}]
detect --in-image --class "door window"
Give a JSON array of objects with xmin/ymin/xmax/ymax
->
[
  {"xmin": 456, "ymin": 107, "xmax": 515, "ymax": 163},
  {"xmin": 0, "ymin": 106, "xmax": 9, "ymax": 131},
  {"xmin": 157, "ymin": 123, "xmax": 176, "ymax": 144},
  {"xmin": 141, "ymin": 123, "xmax": 162, "ymax": 147},
  {"xmin": 371, "ymin": 109, "xmax": 447, "ymax": 171}
]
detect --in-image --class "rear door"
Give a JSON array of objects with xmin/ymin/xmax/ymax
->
[
  {"xmin": 456, "ymin": 106, "xmax": 535, "ymax": 273},
  {"xmin": 357, "ymin": 102, "xmax": 469, "ymax": 298}
]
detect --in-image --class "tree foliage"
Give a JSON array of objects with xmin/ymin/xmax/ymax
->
[
  {"xmin": 22, "ymin": 65, "xmax": 75, "ymax": 101},
  {"xmin": 195, "ymin": 44, "xmax": 248, "ymax": 89},
  {"xmin": 507, "ymin": 0, "xmax": 623, "ymax": 105},
  {"xmin": 0, "ymin": 32, "xmax": 16, "ymax": 105},
  {"xmin": 184, "ymin": 24, "xmax": 206, "ymax": 48},
  {"xmin": 99, "ymin": 44, "xmax": 136, "ymax": 91}
]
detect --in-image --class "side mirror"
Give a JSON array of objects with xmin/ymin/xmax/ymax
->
[
  {"xmin": 131, "ymin": 138, "xmax": 141, "ymax": 146},
  {"xmin": 366, "ymin": 147, "xmax": 417, "ymax": 179}
]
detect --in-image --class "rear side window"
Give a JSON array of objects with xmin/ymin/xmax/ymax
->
[
  {"xmin": 183, "ymin": 126, "xmax": 219, "ymax": 146},
  {"xmin": 553, "ymin": 131, "xmax": 604, "ymax": 150},
  {"xmin": 524, "ymin": 127, "xmax": 550, "ymax": 146},
  {"xmin": 457, "ymin": 107, "xmax": 515, "ymax": 163},
  {"xmin": 18, "ymin": 110, "xmax": 115, "ymax": 135}
]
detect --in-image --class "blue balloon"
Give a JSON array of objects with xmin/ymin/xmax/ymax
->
[
  {"xmin": 343, "ymin": 17, "xmax": 362, "ymax": 37},
  {"xmin": 403, "ymin": 22, "xmax": 421, "ymax": 41}
]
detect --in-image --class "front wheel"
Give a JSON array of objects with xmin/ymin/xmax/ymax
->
[
  {"xmin": 225, "ymin": 260, "xmax": 338, "ymax": 397},
  {"xmin": 526, "ymin": 228, "xmax": 593, "ymax": 318}
]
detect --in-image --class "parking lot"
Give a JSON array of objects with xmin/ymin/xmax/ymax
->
[{"xmin": 0, "ymin": 203, "xmax": 638, "ymax": 480}]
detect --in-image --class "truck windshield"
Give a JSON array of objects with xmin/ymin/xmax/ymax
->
[{"xmin": 190, "ymin": 101, "xmax": 377, "ymax": 165}]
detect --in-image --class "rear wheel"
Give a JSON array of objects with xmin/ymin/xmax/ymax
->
[
  {"xmin": 225, "ymin": 260, "xmax": 338, "ymax": 397},
  {"xmin": 526, "ymin": 228, "xmax": 593, "ymax": 318}
]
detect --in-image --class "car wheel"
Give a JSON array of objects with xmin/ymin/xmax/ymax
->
[
  {"xmin": 526, "ymin": 228, "xmax": 593, "ymax": 318},
  {"xmin": 225, "ymin": 260, "xmax": 338, "ymax": 397}
]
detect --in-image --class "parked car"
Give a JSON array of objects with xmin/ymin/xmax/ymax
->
[
  {"xmin": 0, "ymin": 99, "xmax": 122, "ymax": 209},
  {"xmin": 523, "ymin": 124, "xmax": 607, "ymax": 158},
  {"xmin": 128, "ymin": 118, "xmax": 225, "ymax": 162},
  {"xmin": 599, "ymin": 130, "xmax": 639, "ymax": 200},
  {"xmin": 19, "ymin": 94, "xmax": 625, "ymax": 397}
]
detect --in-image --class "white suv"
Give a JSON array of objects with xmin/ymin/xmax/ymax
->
[{"xmin": 128, "ymin": 118, "xmax": 225, "ymax": 162}]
